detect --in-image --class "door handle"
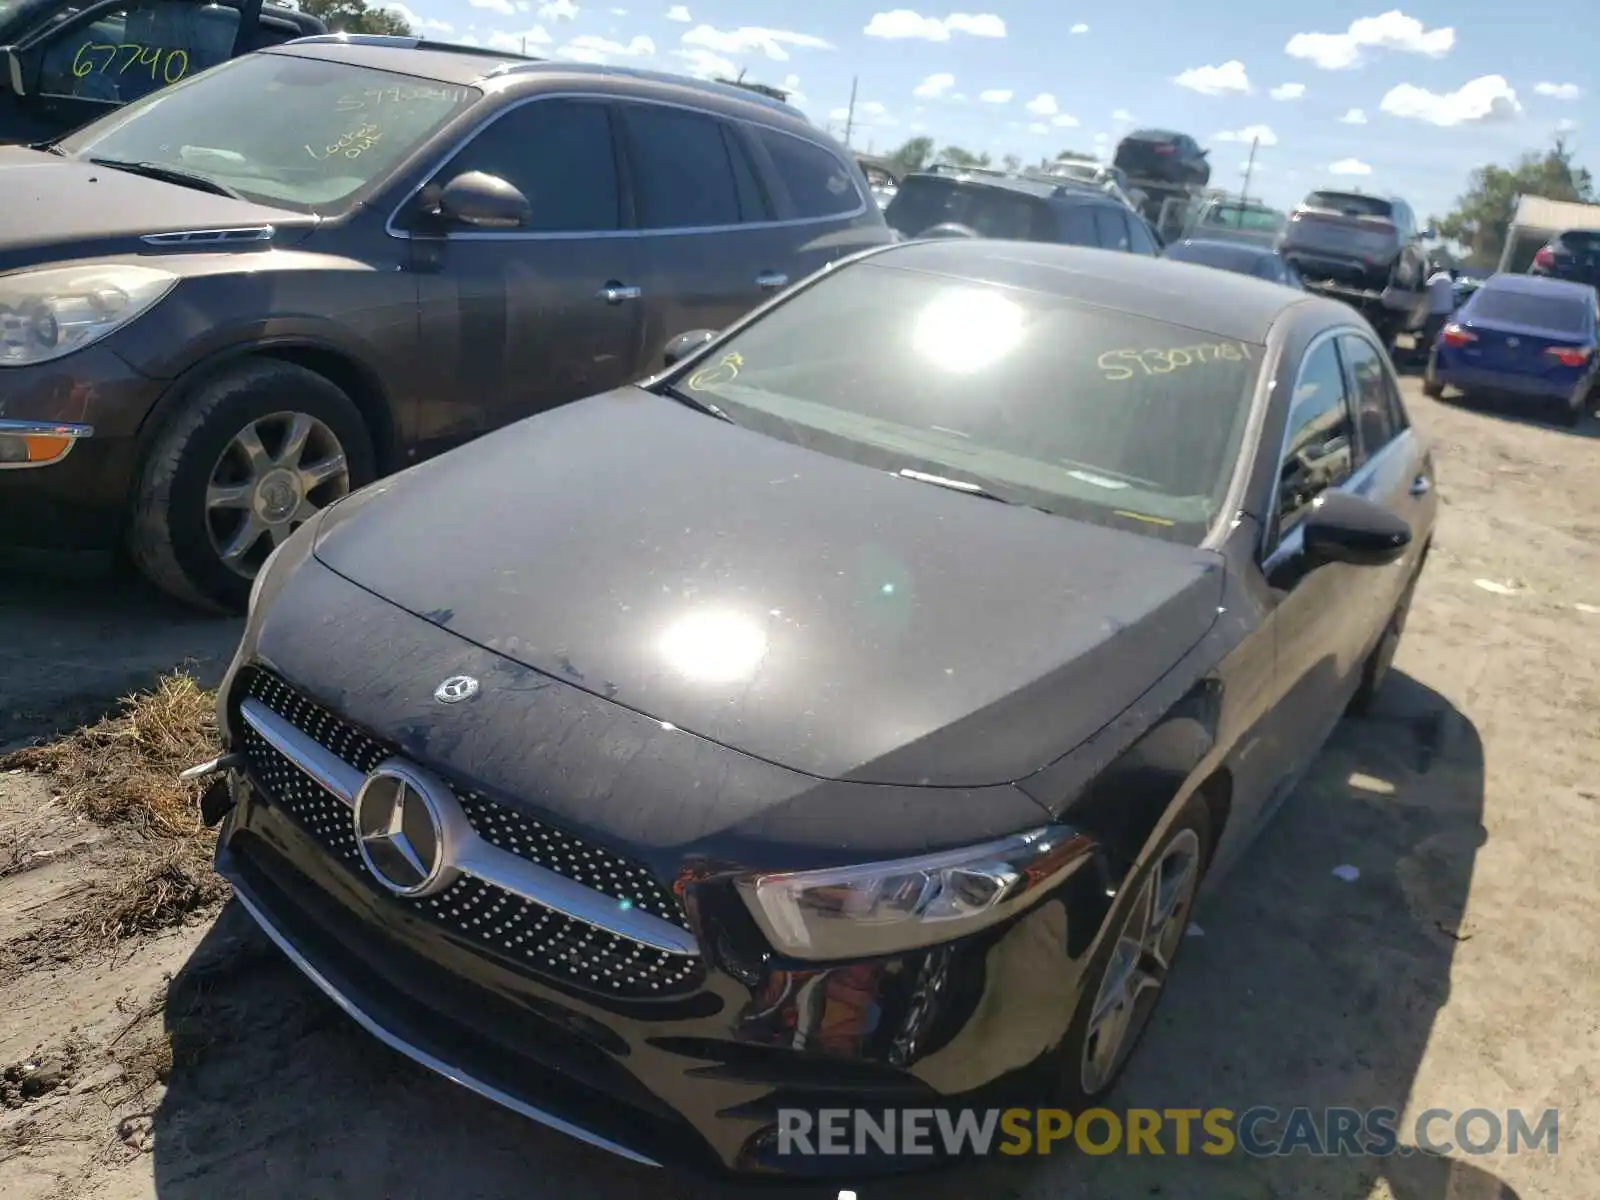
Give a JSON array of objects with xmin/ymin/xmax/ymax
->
[
  {"xmin": 755, "ymin": 271, "xmax": 789, "ymax": 291},
  {"xmin": 598, "ymin": 282, "xmax": 641, "ymax": 304},
  {"xmin": 1410, "ymin": 474, "xmax": 1431, "ymax": 496}
]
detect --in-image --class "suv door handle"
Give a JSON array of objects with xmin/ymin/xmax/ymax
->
[
  {"xmin": 598, "ymin": 282, "xmax": 641, "ymax": 304},
  {"xmin": 1410, "ymin": 474, "xmax": 1431, "ymax": 496},
  {"xmin": 755, "ymin": 271, "xmax": 789, "ymax": 291}
]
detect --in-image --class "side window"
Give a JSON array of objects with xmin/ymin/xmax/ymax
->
[
  {"xmin": 756, "ymin": 128, "xmax": 861, "ymax": 218},
  {"xmin": 1056, "ymin": 205, "xmax": 1098, "ymax": 246},
  {"xmin": 724, "ymin": 128, "xmax": 771, "ymax": 221},
  {"xmin": 37, "ymin": 0, "xmax": 240, "ymax": 104},
  {"xmin": 442, "ymin": 100, "xmax": 620, "ymax": 232},
  {"xmin": 1340, "ymin": 334, "xmax": 1406, "ymax": 455},
  {"xmin": 1093, "ymin": 206, "xmax": 1130, "ymax": 251},
  {"xmin": 1125, "ymin": 215, "xmax": 1159, "ymax": 256},
  {"xmin": 1277, "ymin": 340, "xmax": 1355, "ymax": 540},
  {"xmin": 621, "ymin": 104, "xmax": 740, "ymax": 229}
]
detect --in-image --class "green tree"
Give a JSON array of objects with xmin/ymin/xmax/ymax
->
[
  {"xmin": 883, "ymin": 136, "xmax": 934, "ymax": 176},
  {"xmin": 1433, "ymin": 137, "xmax": 1595, "ymax": 268},
  {"xmin": 1055, "ymin": 148, "xmax": 1098, "ymax": 161},
  {"xmin": 937, "ymin": 145, "xmax": 991, "ymax": 168},
  {"xmin": 1001, "ymin": 152, "xmax": 1022, "ymax": 172},
  {"xmin": 296, "ymin": 0, "xmax": 415, "ymax": 36}
]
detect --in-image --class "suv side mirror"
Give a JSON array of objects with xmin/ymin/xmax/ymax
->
[
  {"xmin": 438, "ymin": 171, "xmax": 529, "ymax": 230},
  {"xmin": 1302, "ymin": 490, "xmax": 1411, "ymax": 567},
  {"xmin": 663, "ymin": 329, "xmax": 716, "ymax": 367}
]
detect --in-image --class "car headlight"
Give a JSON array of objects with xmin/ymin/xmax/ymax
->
[
  {"xmin": 735, "ymin": 826, "xmax": 1095, "ymax": 961},
  {"xmin": 0, "ymin": 264, "xmax": 178, "ymax": 367}
]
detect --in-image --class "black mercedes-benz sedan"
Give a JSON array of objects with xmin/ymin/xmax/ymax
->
[{"xmin": 190, "ymin": 240, "xmax": 1437, "ymax": 1177}]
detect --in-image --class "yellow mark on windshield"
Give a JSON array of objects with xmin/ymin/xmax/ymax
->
[
  {"xmin": 1098, "ymin": 341, "xmax": 1254, "ymax": 381},
  {"xmin": 1113, "ymin": 510, "xmax": 1176, "ymax": 527},
  {"xmin": 305, "ymin": 123, "xmax": 383, "ymax": 162},
  {"xmin": 688, "ymin": 352, "xmax": 743, "ymax": 390}
]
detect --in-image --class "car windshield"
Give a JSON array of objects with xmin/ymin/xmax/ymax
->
[
  {"xmin": 1201, "ymin": 204, "xmax": 1285, "ymax": 233},
  {"xmin": 669, "ymin": 262, "xmax": 1263, "ymax": 544},
  {"xmin": 1468, "ymin": 288, "xmax": 1591, "ymax": 334},
  {"xmin": 1049, "ymin": 162, "xmax": 1099, "ymax": 181},
  {"xmin": 55, "ymin": 53, "xmax": 480, "ymax": 213},
  {"xmin": 885, "ymin": 178, "xmax": 1040, "ymax": 239}
]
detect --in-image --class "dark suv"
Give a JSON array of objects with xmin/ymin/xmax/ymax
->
[
  {"xmin": 1280, "ymin": 188, "xmax": 1430, "ymax": 294},
  {"xmin": 885, "ymin": 171, "xmax": 1162, "ymax": 253},
  {"xmin": 1113, "ymin": 129, "xmax": 1210, "ymax": 189},
  {"xmin": 1531, "ymin": 229, "xmax": 1600, "ymax": 288},
  {"xmin": 0, "ymin": 35, "xmax": 891, "ymax": 609},
  {"xmin": 0, "ymin": 0, "xmax": 324, "ymax": 143}
]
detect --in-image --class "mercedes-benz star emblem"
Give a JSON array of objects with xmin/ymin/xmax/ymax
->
[
  {"xmin": 434, "ymin": 674, "xmax": 479, "ymax": 704},
  {"xmin": 352, "ymin": 762, "xmax": 458, "ymax": 896}
]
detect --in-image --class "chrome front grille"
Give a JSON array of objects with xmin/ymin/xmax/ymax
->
[{"xmin": 237, "ymin": 667, "xmax": 703, "ymax": 997}]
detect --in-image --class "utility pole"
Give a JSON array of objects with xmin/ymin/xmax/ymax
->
[
  {"xmin": 1239, "ymin": 135, "xmax": 1259, "ymax": 217},
  {"xmin": 521, "ymin": 35, "xmax": 526, "ymax": 54},
  {"xmin": 843, "ymin": 75, "xmax": 858, "ymax": 149}
]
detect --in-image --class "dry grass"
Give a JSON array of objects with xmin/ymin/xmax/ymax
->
[{"xmin": 0, "ymin": 674, "xmax": 229, "ymax": 944}]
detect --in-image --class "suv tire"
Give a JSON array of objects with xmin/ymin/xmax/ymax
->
[{"xmin": 129, "ymin": 359, "xmax": 375, "ymax": 613}]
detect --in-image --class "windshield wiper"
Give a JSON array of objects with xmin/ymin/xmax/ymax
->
[
  {"xmin": 660, "ymin": 384, "xmax": 735, "ymax": 424},
  {"xmin": 896, "ymin": 467, "xmax": 1042, "ymax": 508},
  {"xmin": 86, "ymin": 157, "xmax": 244, "ymax": 200}
]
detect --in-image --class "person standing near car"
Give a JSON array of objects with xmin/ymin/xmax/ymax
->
[{"xmin": 1422, "ymin": 263, "xmax": 1457, "ymax": 352}]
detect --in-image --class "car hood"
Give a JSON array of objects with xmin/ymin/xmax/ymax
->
[
  {"xmin": 0, "ymin": 147, "xmax": 314, "ymax": 272},
  {"xmin": 312, "ymin": 388, "xmax": 1226, "ymax": 787}
]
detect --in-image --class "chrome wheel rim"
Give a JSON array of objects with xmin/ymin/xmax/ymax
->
[
  {"xmin": 205, "ymin": 411, "xmax": 349, "ymax": 579},
  {"xmin": 1079, "ymin": 827, "xmax": 1202, "ymax": 1095}
]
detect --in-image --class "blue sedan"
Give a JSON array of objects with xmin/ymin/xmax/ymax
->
[{"xmin": 1424, "ymin": 273, "xmax": 1599, "ymax": 426}]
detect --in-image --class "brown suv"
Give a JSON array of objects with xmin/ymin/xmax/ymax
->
[
  {"xmin": 0, "ymin": 35, "xmax": 891, "ymax": 609},
  {"xmin": 1280, "ymin": 188, "xmax": 1430, "ymax": 294}
]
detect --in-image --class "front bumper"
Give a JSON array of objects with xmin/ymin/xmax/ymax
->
[{"xmin": 211, "ymin": 562, "xmax": 1112, "ymax": 1177}]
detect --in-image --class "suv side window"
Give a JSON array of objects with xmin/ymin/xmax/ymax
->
[
  {"xmin": 37, "ymin": 0, "xmax": 240, "ymax": 104},
  {"xmin": 441, "ymin": 99, "xmax": 620, "ymax": 232},
  {"xmin": 1340, "ymin": 334, "xmax": 1407, "ymax": 456},
  {"xmin": 620, "ymin": 103, "xmax": 742, "ymax": 229},
  {"xmin": 1093, "ymin": 206, "xmax": 1130, "ymax": 251},
  {"xmin": 1277, "ymin": 339, "xmax": 1356, "ymax": 539},
  {"xmin": 1056, "ymin": 205, "xmax": 1098, "ymax": 246},
  {"xmin": 755, "ymin": 128, "xmax": 860, "ymax": 218},
  {"xmin": 1125, "ymin": 214, "xmax": 1159, "ymax": 256}
]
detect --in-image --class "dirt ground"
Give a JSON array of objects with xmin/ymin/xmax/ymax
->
[{"xmin": 1, "ymin": 377, "xmax": 1596, "ymax": 1200}]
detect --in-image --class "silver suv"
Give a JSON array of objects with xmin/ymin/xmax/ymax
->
[{"xmin": 1280, "ymin": 189, "xmax": 1430, "ymax": 293}]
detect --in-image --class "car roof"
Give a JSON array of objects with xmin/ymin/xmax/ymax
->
[
  {"xmin": 865, "ymin": 240, "xmax": 1314, "ymax": 342},
  {"xmin": 903, "ymin": 172, "xmax": 1120, "ymax": 206},
  {"xmin": 1481, "ymin": 273, "xmax": 1597, "ymax": 301},
  {"xmin": 269, "ymin": 36, "xmax": 811, "ymax": 125},
  {"xmin": 1174, "ymin": 238, "xmax": 1278, "ymax": 259}
]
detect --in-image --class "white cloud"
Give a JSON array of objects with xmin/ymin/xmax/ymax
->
[
  {"xmin": 978, "ymin": 88, "xmax": 1012, "ymax": 103},
  {"xmin": 1329, "ymin": 157, "xmax": 1373, "ymax": 175},
  {"xmin": 1093, "ymin": 131, "xmax": 1109, "ymax": 144},
  {"xmin": 829, "ymin": 99, "xmax": 895, "ymax": 128},
  {"xmin": 681, "ymin": 23, "xmax": 833, "ymax": 61},
  {"xmin": 537, "ymin": 0, "xmax": 578, "ymax": 19},
  {"xmin": 1027, "ymin": 122, "xmax": 1049, "ymax": 134},
  {"xmin": 782, "ymin": 74, "xmax": 804, "ymax": 101},
  {"xmin": 1557, "ymin": 117, "xmax": 1578, "ymax": 133},
  {"xmin": 862, "ymin": 10, "xmax": 1006, "ymax": 41},
  {"xmin": 557, "ymin": 32, "xmax": 655, "ymax": 61},
  {"xmin": 1535, "ymin": 82, "xmax": 1582, "ymax": 101},
  {"xmin": 610, "ymin": 7, "xmax": 627, "ymax": 14},
  {"xmin": 1052, "ymin": 113, "xmax": 1079, "ymax": 128},
  {"xmin": 469, "ymin": 0, "xmax": 515, "ymax": 15},
  {"xmin": 1024, "ymin": 92, "xmax": 1058, "ymax": 116},
  {"xmin": 1112, "ymin": 108, "xmax": 1133, "ymax": 122},
  {"xmin": 672, "ymin": 45, "xmax": 734, "ymax": 76},
  {"xmin": 913, "ymin": 72, "xmax": 955, "ymax": 99},
  {"xmin": 666, "ymin": 4, "xmax": 690, "ymax": 19},
  {"xmin": 1215, "ymin": 123, "xmax": 1277, "ymax": 146},
  {"xmin": 1339, "ymin": 107, "xmax": 1367, "ymax": 124},
  {"xmin": 486, "ymin": 25, "xmax": 552, "ymax": 49},
  {"xmin": 1286, "ymin": 12, "xmax": 1454, "ymax": 71},
  {"xmin": 1240, "ymin": 161, "xmax": 1266, "ymax": 173},
  {"xmin": 1380, "ymin": 74, "xmax": 1520, "ymax": 126},
  {"xmin": 1270, "ymin": 82, "xmax": 1305, "ymax": 100},
  {"xmin": 1174, "ymin": 60, "xmax": 1250, "ymax": 95},
  {"xmin": 385, "ymin": 3, "xmax": 452, "ymax": 31},
  {"xmin": 1070, "ymin": 22, "xmax": 1088, "ymax": 33}
]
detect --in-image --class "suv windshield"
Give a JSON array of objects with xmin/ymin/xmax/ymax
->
[
  {"xmin": 885, "ymin": 177, "xmax": 1041, "ymax": 240},
  {"xmin": 1303, "ymin": 191, "xmax": 1392, "ymax": 219},
  {"xmin": 1200, "ymin": 204, "xmax": 1285, "ymax": 233},
  {"xmin": 56, "ymin": 52, "xmax": 480, "ymax": 212},
  {"xmin": 671, "ymin": 262, "xmax": 1262, "ymax": 543}
]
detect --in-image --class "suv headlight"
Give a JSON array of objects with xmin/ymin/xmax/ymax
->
[
  {"xmin": 735, "ymin": 826, "xmax": 1094, "ymax": 961},
  {"xmin": 0, "ymin": 264, "xmax": 178, "ymax": 367}
]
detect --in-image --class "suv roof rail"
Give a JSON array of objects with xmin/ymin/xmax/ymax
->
[
  {"xmin": 283, "ymin": 33, "xmax": 545, "ymax": 61},
  {"xmin": 487, "ymin": 60, "xmax": 810, "ymax": 122}
]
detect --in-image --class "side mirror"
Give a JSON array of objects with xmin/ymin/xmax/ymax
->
[
  {"xmin": 438, "ymin": 171, "xmax": 529, "ymax": 230},
  {"xmin": 3, "ymin": 46, "xmax": 24, "ymax": 96},
  {"xmin": 663, "ymin": 329, "xmax": 716, "ymax": 367},
  {"xmin": 1421, "ymin": 226, "xmax": 1436, "ymax": 240},
  {"xmin": 1302, "ymin": 490, "xmax": 1412, "ymax": 568}
]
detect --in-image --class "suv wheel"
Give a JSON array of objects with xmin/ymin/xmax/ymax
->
[{"xmin": 129, "ymin": 359, "xmax": 376, "ymax": 612}]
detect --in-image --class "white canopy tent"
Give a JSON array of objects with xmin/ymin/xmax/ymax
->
[{"xmin": 1497, "ymin": 194, "xmax": 1600, "ymax": 272}]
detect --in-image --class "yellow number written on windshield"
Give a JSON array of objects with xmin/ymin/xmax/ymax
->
[{"xmin": 1098, "ymin": 341, "xmax": 1255, "ymax": 382}]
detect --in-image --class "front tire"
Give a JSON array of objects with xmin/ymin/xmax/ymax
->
[
  {"xmin": 128, "ymin": 360, "xmax": 375, "ymax": 612},
  {"xmin": 1551, "ymin": 388, "xmax": 1585, "ymax": 428},
  {"xmin": 1051, "ymin": 795, "xmax": 1211, "ymax": 1112}
]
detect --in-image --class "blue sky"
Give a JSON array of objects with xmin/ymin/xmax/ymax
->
[{"xmin": 386, "ymin": 0, "xmax": 1598, "ymax": 221}]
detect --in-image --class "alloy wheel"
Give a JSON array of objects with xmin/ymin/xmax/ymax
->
[
  {"xmin": 204, "ymin": 411, "xmax": 351, "ymax": 579},
  {"xmin": 1079, "ymin": 827, "xmax": 1203, "ymax": 1095}
]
